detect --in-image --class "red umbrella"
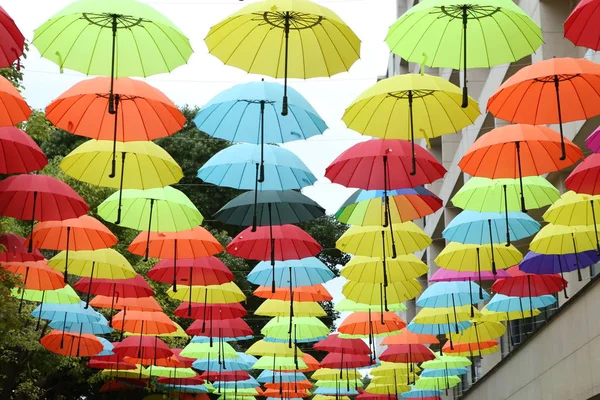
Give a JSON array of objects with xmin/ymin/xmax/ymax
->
[
  {"xmin": 0, "ymin": 127, "xmax": 47, "ymax": 174},
  {"xmin": 313, "ymin": 334, "xmax": 371, "ymax": 355},
  {"xmin": 566, "ymin": 153, "xmax": 600, "ymax": 195},
  {"xmin": 174, "ymin": 302, "xmax": 247, "ymax": 320},
  {"xmin": 260, "ymin": 389, "xmax": 310, "ymax": 398},
  {"xmin": 186, "ymin": 317, "xmax": 253, "ymax": 337},
  {"xmin": 0, "ymin": 76, "xmax": 30, "ymax": 126},
  {"xmin": 319, "ymin": 353, "xmax": 374, "ymax": 369},
  {"xmin": 379, "ymin": 344, "xmax": 436, "ymax": 364},
  {"xmin": 41, "ymin": 330, "xmax": 103, "ymax": 357},
  {"xmin": 0, "ymin": 175, "xmax": 89, "ymax": 246},
  {"xmin": 99, "ymin": 379, "xmax": 142, "ymax": 392},
  {"xmin": 200, "ymin": 370, "xmax": 250, "ymax": 381},
  {"xmin": 73, "ymin": 274, "xmax": 154, "ymax": 310},
  {"xmin": 148, "ymin": 256, "xmax": 234, "ymax": 289},
  {"xmin": 493, "ymin": 266, "xmax": 567, "ymax": 299},
  {"xmin": 158, "ymin": 376, "xmax": 205, "ymax": 386},
  {"xmin": 0, "ymin": 6, "xmax": 24, "ymax": 68},
  {"xmin": 565, "ymin": 0, "xmax": 600, "ymax": 50},
  {"xmin": 170, "ymin": 348, "xmax": 195, "ymax": 368},
  {"xmin": 113, "ymin": 336, "xmax": 173, "ymax": 361},
  {"xmin": 0, "ymin": 233, "xmax": 44, "ymax": 262},
  {"xmin": 87, "ymin": 354, "xmax": 137, "ymax": 370},
  {"xmin": 264, "ymin": 381, "xmax": 313, "ymax": 391}
]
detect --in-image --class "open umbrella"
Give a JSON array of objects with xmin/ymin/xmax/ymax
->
[
  {"xmin": 41, "ymin": 329, "xmax": 103, "ymax": 357},
  {"xmin": 48, "ymin": 248, "xmax": 136, "ymax": 285},
  {"xmin": 342, "ymin": 73, "xmax": 479, "ymax": 174},
  {"xmin": 174, "ymin": 302, "xmax": 246, "ymax": 320},
  {"xmin": 435, "ymin": 242, "xmax": 522, "ymax": 276},
  {"xmin": 342, "ymin": 255, "xmax": 427, "ymax": 283},
  {"xmin": 401, "ymin": 390, "xmax": 442, "ymax": 399},
  {"xmin": 379, "ymin": 344, "xmax": 435, "ymax": 365},
  {"xmin": 0, "ymin": 76, "xmax": 31, "ymax": 126},
  {"xmin": 33, "ymin": 0, "xmax": 192, "ymax": 119},
  {"xmin": 429, "ymin": 268, "xmax": 509, "ymax": 283},
  {"xmin": 519, "ymin": 250, "xmax": 600, "ymax": 283},
  {"xmin": 114, "ymin": 335, "xmax": 173, "ymax": 361},
  {"xmin": 3, "ymin": 261, "xmax": 65, "ymax": 310},
  {"xmin": 187, "ymin": 318, "xmax": 252, "ymax": 339},
  {"xmin": 248, "ymin": 257, "xmax": 333, "ymax": 291},
  {"xmin": 0, "ymin": 5, "xmax": 24, "ymax": 68},
  {"xmin": 89, "ymin": 295, "xmax": 162, "ymax": 312},
  {"xmin": 488, "ymin": 58, "xmax": 600, "ymax": 159},
  {"xmin": 74, "ymin": 274, "xmax": 153, "ymax": 311},
  {"xmin": 565, "ymin": 0, "xmax": 600, "ymax": 50},
  {"xmin": 0, "ymin": 234, "xmax": 44, "ymax": 262},
  {"xmin": 256, "ymin": 299, "xmax": 325, "ymax": 317},
  {"xmin": 338, "ymin": 312, "xmax": 405, "ymax": 359},
  {"xmin": 205, "ymin": 0, "xmax": 360, "ymax": 114},
  {"xmin": 566, "ymin": 153, "xmax": 600, "ymax": 196},
  {"xmin": 254, "ymin": 284, "xmax": 332, "ymax": 302},
  {"xmin": 149, "ymin": 257, "xmax": 233, "ymax": 292},
  {"xmin": 0, "ymin": 127, "xmax": 47, "ymax": 174},
  {"xmin": 386, "ymin": 0, "xmax": 542, "ymax": 107},
  {"xmin": 47, "ymin": 77, "xmax": 185, "ymax": 177},
  {"xmin": 342, "ymin": 280, "xmax": 422, "ymax": 310}
]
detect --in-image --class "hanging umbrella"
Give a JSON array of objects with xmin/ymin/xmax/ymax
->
[
  {"xmin": 451, "ymin": 176, "xmax": 560, "ymax": 214},
  {"xmin": 342, "ymin": 73, "xmax": 479, "ymax": 174},
  {"xmin": 386, "ymin": 0, "xmax": 542, "ymax": 107},
  {"xmin": 74, "ymin": 274, "xmax": 153, "ymax": 310},
  {"xmin": 0, "ymin": 127, "xmax": 47, "ymax": 174},
  {"xmin": 174, "ymin": 302, "xmax": 246, "ymax": 320},
  {"xmin": 248, "ymin": 258, "xmax": 334, "ymax": 289},
  {"xmin": 0, "ymin": 5, "xmax": 24, "ymax": 68},
  {"xmin": 336, "ymin": 187, "xmax": 443, "ymax": 226},
  {"xmin": 180, "ymin": 341, "xmax": 238, "ymax": 359},
  {"xmin": 158, "ymin": 376, "xmax": 205, "ymax": 386},
  {"xmin": 381, "ymin": 328, "xmax": 439, "ymax": 346},
  {"xmin": 215, "ymin": 190, "xmax": 325, "ymax": 231},
  {"xmin": 313, "ymin": 369, "xmax": 361, "ymax": 381},
  {"xmin": 421, "ymin": 368, "xmax": 468, "ymax": 378},
  {"xmin": 429, "ymin": 267, "xmax": 509, "ymax": 283},
  {"xmin": 480, "ymin": 308, "xmax": 539, "ymax": 323},
  {"xmin": 338, "ymin": 311, "xmax": 406, "ymax": 351},
  {"xmin": 488, "ymin": 58, "xmax": 600, "ymax": 159},
  {"xmin": 113, "ymin": 335, "xmax": 173, "ymax": 360},
  {"xmin": 446, "ymin": 321, "xmax": 506, "ymax": 356},
  {"xmin": 417, "ymin": 281, "xmax": 489, "ymax": 312},
  {"xmin": 256, "ymin": 299, "xmax": 326, "ymax": 317},
  {"xmin": 586, "ymin": 125, "xmax": 600, "ymax": 153},
  {"xmin": 407, "ymin": 320, "xmax": 472, "ymax": 337},
  {"xmin": 565, "ymin": 0, "xmax": 600, "ymax": 50},
  {"xmin": 493, "ymin": 266, "xmax": 567, "ymax": 298},
  {"xmin": 422, "ymin": 354, "xmax": 471, "ymax": 370},
  {"xmin": 334, "ymin": 298, "xmax": 406, "ymax": 313},
  {"xmin": 459, "ymin": 124, "xmax": 581, "ymax": 212},
  {"xmin": 12, "ymin": 285, "xmax": 81, "ymax": 326},
  {"xmin": 262, "ymin": 317, "xmax": 329, "ymax": 343},
  {"xmin": 253, "ymin": 356, "xmax": 308, "ymax": 371},
  {"xmin": 88, "ymin": 354, "xmax": 136, "ymax": 370},
  {"xmin": 484, "ymin": 293, "xmax": 557, "ymax": 315},
  {"xmin": 254, "ymin": 284, "xmax": 332, "ymax": 302},
  {"xmin": 320, "ymin": 353, "xmax": 373, "ymax": 369},
  {"xmin": 148, "ymin": 256, "xmax": 232, "ymax": 294},
  {"xmin": 313, "ymin": 334, "xmax": 371, "ymax": 355},
  {"xmin": 186, "ymin": 317, "xmax": 252, "ymax": 339},
  {"xmin": 266, "ymin": 381, "xmax": 312, "ymax": 390},
  {"xmin": 257, "ymin": 371, "xmax": 305, "ymax": 383},
  {"xmin": 47, "ymin": 77, "xmax": 185, "ymax": 177},
  {"xmin": 101, "ymin": 366, "xmax": 149, "ymax": 379},
  {"xmin": 364, "ymin": 383, "xmax": 410, "ymax": 395},
  {"xmin": 441, "ymin": 340, "xmax": 499, "ymax": 357},
  {"xmin": 371, "ymin": 362, "xmax": 422, "ymax": 377},
  {"xmin": 167, "ymin": 282, "xmax": 245, "ymax": 304},
  {"xmin": 112, "ymin": 310, "xmax": 178, "ymax": 339},
  {"xmin": 412, "ymin": 306, "xmax": 480, "ymax": 328},
  {"xmin": 31, "ymin": 302, "xmax": 101, "ymax": 324},
  {"xmin": 3, "ymin": 261, "xmax": 65, "ymax": 311},
  {"xmin": 414, "ymin": 376, "xmax": 460, "ymax": 390},
  {"xmin": 61, "ymin": 140, "xmax": 183, "ymax": 223},
  {"xmin": 435, "ymin": 242, "xmax": 522, "ymax": 276},
  {"xmin": 49, "ymin": 319, "xmax": 113, "ymax": 335},
  {"xmin": 247, "ymin": 340, "xmax": 302, "ymax": 358},
  {"xmin": 41, "ymin": 329, "xmax": 103, "ymax": 357},
  {"xmin": 0, "ymin": 234, "xmax": 44, "ymax": 262},
  {"xmin": 379, "ymin": 344, "xmax": 435, "ymax": 364},
  {"xmin": 33, "ymin": 0, "xmax": 192, "ymax": 119},
  {"xmin": 97, "ymin": 186, "xmax": 203, "ymax": 232},
  {"xmin": 0, "ymin": 175, "xmax": 89, "ymax": 245},
  {"xmin": 193, "ymin": 353, "xmax": 256, "ymax": 372},
  {"xmin": 342, "ymin": 280, "xmax": 422, "ymax": 309},
  {"xmin": 205, "ymin": 0, "xmax": 360, "ymax": 114},
  {"xmin": 0, "ymin": 76, "xmax": 31, "ymax": 126},
  {"xmin": 519, "ymin": 250, "xmax": 600, "ymax": 283},
  {"xmin": 401, "ymin": 390, "xmax": 442, "ymax": 399},
  {"xmin": 89, "ymin": 295, "xmax": 162, "ymax": 312},
  {"xmin": 96, "ymin": 337, "xmax": 115, "ymax": 356},
  {"xmin": 342, "ymin": 255, "xmax": 427, "ymax": 283},
  {"xmin": 566, "ymin": 153, "xmax": 600, "ymax": 196}
]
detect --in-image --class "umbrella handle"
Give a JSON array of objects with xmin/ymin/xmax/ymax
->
[
  {"xmin": 281, "ymin": 13, "xmax": 290, "ymax": 116},
  {"xmin": 85, "ymin": 261, "xmax": 95, "ymax": 309},
  {"xmin": 461, "ymin": 6, "xmax": 469, "ymax": 108},
  {"xmin": 172, "ymin": 240, "xmax": 178, "ymax": 293},
  {"xmin": 515, "ymin": 142, "xmax": 527, "ymax": 213},
  {"xmin": 115, "ymin": 152, "xmax": 126, "ymax": 225},
  {"xmin": 503, "ymin": 185, "xmax": 511, "ymax": 246}
]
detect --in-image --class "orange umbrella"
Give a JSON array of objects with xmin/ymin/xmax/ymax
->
[
  {"xmin": 265, "ymin": 381, "xmax": 313, "ymax": 391},
  {"xmin": 46, "ymin": 77, "xmax": 185, "ymax": 177},
  {"xmin": 458, "ymin": 124, "xmax": 582, "ymax": 212},
  {"xmin": 292, "ymin": 354, "xmax": 320, "ymax": 373},
  {"xmin": 0, "ymin": 75, "xmax": 31, "ymax": 126},
  {"xmin": 338, "ymin": 312, "xmax": 406, "ymax": 337},
  {"xmin": 3, "ymin": 260, "xmax": 65, "ymax": 312},
  {"xmin": 128, "ymin": 226, "xmax": 223, "ymax": 262},
  {"xmin": 41, "ymin": 329, "xmax": 103, "ymax": 357},
  {"xmin": 112, "ymin": 310, "xmax": 177, "ymax": 341},
  {"xmin": 89, "ymin": 295, "xmax": 163, "ymax": 312},
  {"xmin": 381, "ymin": 328, "xmax": 439, "ymax": 346},
  {"xmin": 487, "ymin": 57, "xmax": 600, "ymax": 159},
  {"xmin": 260, "ymin": 389, "xmax": 310, "ymax": 398},
  {"xmin": 442, "ymin": 339, "xmax": 499, "ymax": 357},
  {"xmin": 254, "ymin": 284, "xmax": 333, "ymax": 302}
]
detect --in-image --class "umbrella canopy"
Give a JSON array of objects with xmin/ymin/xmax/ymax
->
[
  {"xmin": 519, "ymin": 250, "xmax": 600, "ymax": 277},
  {"xmin": 49, "ymin": 320, "xmax": 113, "ymax": 335},
  {"xmin": 336, "ymin": 224, "xmax": 431, "ymax": 257},
  {"xmin": 364, "ymin": 383, "xmax": 410, "ymax": 395},
  {"xmin": 401, "ymin": 390, "xmax": 441, "ymax": 399},
  {"xmin": 3, "ymin": 260, "xmax": 65, "ymax": 291},
  {"xmin": 74, "ymin": 275, "xmax": 154, "ymax": 299},
  {"xmin": 487, "ymin": 58, "xmax": 600, "ymax": 159},
  {"xmin": 254, "ymin": 284, "xmax": 332, "ymax": 302},
  {"xmin": 313, "ymin": 369, "xmax": 361, "ymax": 381},
  {"xmin": 587, "ymin": 125, "xmax": 600, "ymax": 153},
  {"xmin": 148, "ymin": 257, "xmax": 233, "ymax": 289},
  {"xmin": 255, "ymin": 299, "xmax": 326, "ymax": 317},
  {"xmin": 422, "ymin": 354, "xmax": 471, "ymax": 369},
  {"xmin": 336, "ymin": 187, "xmax": 443, "ymax": 225},
  {"xmin": 381, "ymin": 329, "xmax": 439, "ymax": 346},
  {"xmin": 412, "ymin": 306, "xmax": 479, "ymax": 325},
  {"xmin": 186, "ymin": 317, "xmax": 252, "ymax": 338},
  {"xmin": 262, "ymin": 317, "xmax": 330, "ymax": 343},
  {"xmin": 446, "ymin": 321, "xmax": 506, "ymax": 344},
  {"xmin": 48, "ymin": 248, "xmax": 136, "ymax": 281},
  {"xmin": 529, "ymin": 224, "xmax": 598, "ymax": 265},
  {"xmin": 248, "ymin": 258, "xmax": 334, "ymax": 288},
  {"xmin": 0, "ymin": 6, "xmax": 24, "ymax": 68},
  {"xmin": 31, "ymin": 301, "xmax": 101, "ymax": 323},
  {"xmin": 414, "ymin": 376, "xmax": 461, "ymax": 390},
  {"xmin": 0, "ymin": 76, "xmax": 31, "ymax": 126},
  {"xmin": 97, "ymin": 186, "xmax": 203, "ymax": 232},
  {"xmin": 484, "ymin": 293, "xmax": 557, "ymax": 313},
  {"xmin": 421, "ymin": 368, "xmax": 468, "ymax": 378},
  {"xmin": 0, "ymin": 234, "xmax": 44, "ymax": 262},
  {"xmin": 371, "ymin": 362, "xmax": 422, "ymax": 377},
  {"xmin": 246, "ymin": 339, "xmax": 303, "ymax": 357},
  {"xmin": 379, "ymin": 344, "xmax": 435, "ymax": 364},
  {"xmin": 334, "ymin": 298, "xmax": 407, "ymax": 313},
  {"xmin": 0, "ymin": 127, "xmax": 47, "ymax": 174},
  {"xmin": 480, "ymin": 308, "xmax": 539, "ymax": 323},
  {"xmin": 342, "ymin": 255, "xmax": 427, "ymax": 283},
  {"xmin": 320, "ymin": 353, "xmax": 374, "ymax": 369},
  {"xmin": 41, "ymin": 330, "xmax": 103, "ymax": 357},
  {"xmin": 193, "ymin": 353, "xmax": 256, "ymax": 372},
  {"xmin": 566, "ymin": 153, "xmax": 600, "ymax": 196},
  {"xmin": 313, "ymin": 334, "xmax": 371, "ymax": 355},
  {"xmin": 257, "ymin": 371, "xmax": 304, "ymax": 383},
  {"xmin": 112, "ymin": 310, "xmax": 178, "ymax": 335},
  {"xmin": 565, "ymin": 0, "xmax": 600, "ymax": 50},
  {"xmin": 180, "ymin": 341, "xmax": 238, "ymax": 359},
  {"xmin": 417, "ymin": 281, "xmax": 489, "ymax": 308},
  {"xmin": 204, "ymin": 0, "xmax": 360, "ymax": 114},
  {"xmin": 174, "ymin": 302, "xmax": 246, "ymax": 320},
  {"xmin": 253, "ymin": 356, "xmax": 308, "ymax": 371},
  {"xmin": 12, "ymin": 285, "xmax": 80, "ymax": 305},
  {"xmin": 167, "ymin": 282, "xmax": 246, "ymax": 304},
  {"xmin": 113, "ymin": 335, "xmax": 173, "ymax": 360},
  {"xmin": 441, "ymin": 340, "xmax": 499, "ymax": 357},
  {"xmin": 342, "ymin": 280, "xmax": 422, "ymax": 306},
  {"xmin": 493, "ymin": 266, "xmax": 567, "ymax": 297},
  {"xmin": 543, "ymin": 191, "xmax": 600, "ymax": 227},
  {"xmin": 338, "ymin": 312, "xmax": 406, "ymax": 337},
  {"xmin": 198, "ymin": 144, "xmax": 316, "ymax": 191},
  {"xmin": 435, "ymin": 242, "xmax": 523, "ymax": 275},
  {"xmin": 203, "ymin": 370, "xmax": 251, "ymax": 381},
  {"xmin": 429, "ymin": 268, "xmax": 509, "ymax": 282}
]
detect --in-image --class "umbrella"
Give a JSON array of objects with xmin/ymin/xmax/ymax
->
[
  {"xmin": 484, "ymin": 293, "xmax": 557, "ymax": 314},
  {"xmin": 3, "ymin": 261, "xmax": 65, "ymax": 310},
  {"xmin": 459, "ymin": 124, "xmax": 581, "ymax": 213},
  {"xmin": 205, "ymin": 0, "xmax": 360, "ymax": 114},
  {"xmin": 33, "ymin": 0, "xmax": 192, "ymax": 119},
  {"xmin": 417, "ymin": 281, "xmax": 489, "ymax": 309},
  {"xmin": 90, "ymin": 295, "xmax": 162, "ymax": 312},
  {"xmin": 193, "ymin": 353, "xmax": 256, "ymax": 372},
  {"xmin": 313, "ymin": 369, "xmax": 361, "ymax": 380},
  {"xmin": 102, "ymin": 366, "xmax": 149, "ymax": 379},
  {"xmin": 0, "ymin": 234, "xmax": 44, "ymax": 262},
  {"xmin": 519, "ymin": 250, "xmax": 600, "ymax": 283},
  {"xmin": 451, "ymin": 176, "xmax": 560, "ymax": 214},
  {"xmin": 429, "ymin": 268, "xmax": 509, "ymax": 282},
  {"xmin": 96, "ymin": 337, "xmax": 115, "ymax": 356},
  {"xmin": 247, "ymin": 258, "xmax": 334, "ymax": 288},
  {"xmin": 180, "ymin": 341, "xmax": 238, "ymax": 360},
  {"xmin": 256, "ymin": 300, "xmax": 326, "ymax": 317},
  {"xmin": 422, "ymin": 368, "xmax": 468, "ymax": 378},
  {"xmin": 401, "ymin": 390, "xmax": 442, "ymax": 399},
  {"xmin": 0, "ymin": 127, "xmax": 47, "ymax": 174},
  {"xmin": 74, "ymin": 274, "xmax": 153, "ymax": 310},
  {"xmin": 61, "ymin": 140, "xmax": 183, "ymax": 223},
  {"xmin": 266, "ymin": 381, "xmax": 312, "ymax": 390},
  {"xmin": 435, "ymin": 242, "xmax": 522, "ymax": 276},
  {"xmin": 12, "ymin": 286, "xmax": 81, "ymax": 328},
  {"xmin": 247, "ymin": 340, "xmax": 302, "ymax": 358},
  {"xmin": 31, "ymin": 302, "xmax": 101, "ymax": 324},
  {"xmin": 334, "ymin": 298, "xmax": 406, "ymax": 313},
  {"xmin": 364, "ymin": 383, "xmax": 410, "ymax": 395},
  {"xmin": 381, "ymin": 328, "xmax": 439, "ymax": 346},
  {"xmin": 414, "ymin": 377, "xmax": 460, "ymax": 390},
  {"xmin": 342, "ymin": 255, "xmax": 427, "ymax": 283},
  {"xmin": 41, "ymin": 330, "xmax": 103, "ymax": 357},
  {"xmin": 0, "ymin": 175, "xmax": 89, "ymax": 245},
  {"xmin": 198, "ymin": 144, "xmax": 317, "ymax": 190},
  {"xmin": 186, "ymin": 317, "xmax": 251, "ymax": 339},
  {"xmin": 443, "ymin": 210, "xmax": 539, "ymax": 248},
  {"xmin": 442, "ymin": 340, "xmax": 499, "ymax": 358},
  {"xmin": 386, "ymin": 0, "xmax": 542, "ymax": 107},
  {"xmin": 342, "ymin": 280, "xmax": 422, "ymax": 311},
  {"xmin": 128, "ymin": 226, "xmax": 223, "ymax": 271},
  {"xmin": 412, "ymin": 306, "xmax": 480, "ymax": 327},
  {"xmin": 47, "ymin": 77, "xmax": 185, "ymax": 177},
  {"xmin": 113, "ymin": 335, "xmax": 173, "ymax": 360},
  {"xmin": 587, "ymin": 125, "xmax": 600, "ymax": 153},
  {"xmin": 149, "ymin": 257, "xmax": 233, "ymax": 293},
  {"xmin": 0, "ymin": 5, "xmax": 24, "ymax": 68},
  {"xmin": 257, "ymin": 371, "xmax": 305, "ymax": 383},
  {"xmin": 112, "ymin": 310, "xmax": 178, "ymax": 340},
  {"xmin": 0, "ymin": 75, "xmax": 31, "ymax": 126},
  {"xmin": 158, "ymin": 376, "xmax": 205, "ymax": 386},
  {"xmin": 338, "ymin": 312, "xmax": 406, "ymax": 360},
  {"xmin": 446, "ymin": 321, "xmax": 506, "ymax": 351},
  {"xmin": 194, "ymin": 80, "xmax": 326, "ymax": 182},
  {"xmin": 88, "ymin": 354, "xmax": 136, "ymax": 370},
  {"xmin": 253, "ymin": 355, "xmax": 308, "ymax": 371},
  {"xmin": 566, "ymin": 153, "xmax": 600, "ymax": 196},
  {"xmin": 342, "ymin": 73, "xmax": 479, "ymax": 174},
  {"xmin": 565, "ymin": 0, "xmax": 600, "ymax": 50},
  {"xmin": 254, "ymin": 284, "xmax": 332, "ymax": 302},
  {"xmin": 262, "ymin": 317, "xmax": 329, "ymax": 343},
  {"xmin": 313, "ymin": 334, "xmax": 371, "ymax": 355},
  {"xmin": 320, "ymin": 353, "xmax": 373, "ymax": 369},
  {"xmin": 215, "ymin": 190, "xmax": 325, "ymax": 232},
  {"xmin": 174, "ymin": 302, "xmax": 246, "ymax": 320},
  {"xmin": 49, "ymin": 319, "xmax": 113, "ymax": 335},
  {"xmin": 407, "ymin": 320, "xmax": 472, "ymax": 337},
  {"xmin": 379, "ymin": 344, "xmax": 435, "ymax": 365},
  {"xmin": 488, "ymin": 58, "xmax": 600, "ymax": 159},
  {"xmin": 336, "ymin": 187, "xmax": 443, "ymax": 225}
]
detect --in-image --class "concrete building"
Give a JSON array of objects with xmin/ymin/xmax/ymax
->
[{"xmin": 388, "ymin": 1, "xmax": 600, "ymax": 399}]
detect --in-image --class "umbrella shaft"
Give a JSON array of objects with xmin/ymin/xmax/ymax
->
[
  {"xmin": 553, "ymin": 75, "xmax": 567, "ymax": 160},
  {"xmin": 28, "ymin": 191, "xmax": 38, "ymax": 253},
  {"xmin": 515, "ymin": 142, "xmax": 527, "ymax": 213},
  {"xmin": 109, "ymin": 95, "xmax": 120, "ymax": 178},
  {"xmin": 115, "ymin": 152, "xmax": 126, "ymax": 224},
  {"xmin": 108, "ymin": 15, "xmax": 118, "ymax": 115},
  {"xmin": 258, "ymin": 101, "xmax": 265, "ymax": 182},
  {"xmin": 461, "ymin": 6, "xmax": 469, "ymax": 108},
  {"xmin": 252, "ymin": 163, "xmax": 259, "ymax": 231},
  {"xmin": 281, "ymin": 12, "xmax": 290, "ymax": 116},
  {"xmin": 144, "ymin": 199, "xmax": 155, "ymax": 261},
  {"xmin": 63, "ymin": 226, "xmax": 70, "ymax": 283}
]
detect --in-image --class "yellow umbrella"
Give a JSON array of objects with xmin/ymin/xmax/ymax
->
[
  {"xmin": 530, "ymin": 224, "xmax": 598, "ymax": 254},
  {"xmin": 334, "ymin": 298, "xmax": 407, "ymax": 313},
  {"xmin": 371, "ymin": 361, "xmax": 421, "ymax": 376},
  {"xmin": 180, "ymin": 341, "xmax": 238, "ymax": 359},
  {"xmin": 253, "ymin": 355, "xmax": 307, "ymax": 370},
  {"xmin": 412, "ymin": 305, "xmax": 480, "ymax": 325},
  {"xmin": 312, "ymin": 368, "xmax": 362, "ymax": 381},
  {"xmin": 316, "ymin": 380, "xmax": 364, "ymax": 388},
  {"xmin": 371, "ymin": 372, "xmax": 419, "ymax": 385},
  {"xmin": 342, "ymin": 280, "xmax": 422, "ymax": 306},
  {"xmin": 205, "ymin": 0, "xmax": 360, "ymax": 115},
  {"xmin": 255, "ymin": 299, "xmax": 326, "ymax": 317},
  {"xmin": 314, "ymin": 396, "xmax": 350, "ymax": 400},
  {"xmin": 343, "ymin": 72, "xmax": 479, "ymax": 173},
  {"xmin": 435, "ymin": 242, "xmax": 522, "ymax": 275},
  {"xmin": 48, "ymin": 248, "xmax": 136, "ymax": 280},
  {"xmin": 246, "ymin": 340, "xmax": 303, "ymax": 357},
  {"xmin": 414, "ymin": 376, "xmax": 461, "ymax": 390},
  {"xmin": 336, "ymin": 224, "xmax": 431, "ymax": 257},
  {"xmin": 167, "ymin": 282, "xmax": 246, "ymax": 303},
  {"xmin": 480, "ymin": 308, "xmax": 540, "ymax": 323},
  {"xmin": 365, "ymin": 383, "xmax": 411, "ymax": 395},
  {"xmin": 341, "ymin": 255, "xmax": 428, "ymax": 283},
  {"xmin": 148, "ymin": 366, "xmax": 196, "ymax": 379},
  {"xmin": 446, "ymin": 321, "xmax": 506, "ymax": 344},
  {"xmin": 102, "ymin": 365, "xmax": 149, "ymax": 379}
]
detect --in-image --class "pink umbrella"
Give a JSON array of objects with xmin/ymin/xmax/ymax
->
[
  {"xmin": 429, "ymin": 267, "xmax": 510, "ymax": 283},
  {"xmin": 586, "ymin": 125, "xmax": 600, "ymax": 153}
]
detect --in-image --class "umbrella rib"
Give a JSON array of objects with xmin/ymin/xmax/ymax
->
[
  {"xmin": 310, "ymin": 23, "xmax": 336, "ymax": 78},
  {"xmin": 144, "ymin": 100, "xmax": 173, "ymax": 139},
  {"xmin": 148, "ymin": 23, "xmax": 190, "ymax": 71},
  {"xmin": 575, "ymin": 75, "xmax": 600, "ymax": 119},
  {"xmin": 84, "ymin": 26, "xmax": 106, "ymax": 79}
]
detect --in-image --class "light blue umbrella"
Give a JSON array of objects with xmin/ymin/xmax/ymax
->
[
  {"xmin": 197, "ymin": 144, "xmax": 316, "ymax": 191},
  {"xmin": 484, "ymin": 293, "xmax": 557, "ymax": 314},
  {"xmin": 214, "ymin": 377, "xmax": 260, "ymax": 390},
  {"xmin": 442, "ymin": 210, "xmax": 540, "ymax": 246},
  {"xmin": 192, "ymin": 335, "xmax": 254, "ymax": 343},
  {"xmin": 193, "ymin": 352, "xmax": 257, "ymax": 372},
  {"xmin": 263, "ymin": 335, "xmax": 328, "ymax": 344},
  {"xmin": 31, "ymin": 301, "xmax": 102, "ymax": 324},
  {"xmin": 401, "ymin": 389, "xmax": 443, "ymax": 398},
  {"xmin": 314, "ymin": 387, "xmax": 359, "ymax": 396},
  {"xmin": 417, "ymin": 281, "xmax": 490, "ymax": 309},
  {"xmin": 96, "ymin": 337, "xmax": 114, "ymax": 356},
  {"xmin": 257, "ymin": 371, "xmax": 306, "ymax": 383},
  {"xmin": 421, "ymin": 368, "xmax": 468, "ymax": 378},
  {"xmin": 248, "ymin": 257, "xmax": 334, "ymax": 288},
  {"xmin": 341, "ymin": 187, "xmax": 439, "ymax": 203},
  {"xmin": 407, "ymin": 320, "xmax": 472, "ymax": 335},
  {"xmin": 49, "ymin": 320, "xmax": 113, "ymax": 335}
]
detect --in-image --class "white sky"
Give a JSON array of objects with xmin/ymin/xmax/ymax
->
[{"xmin": 6, "ymin": 0, "xmax": 398, "ymax": 214}]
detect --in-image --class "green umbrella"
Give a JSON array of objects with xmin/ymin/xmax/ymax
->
[
  {"xmin": 214, "ymin": 190, "xmax": 325, "ymax": 231},
  {"xmin": 11, "ymin": 286, "xmax": 81, "ymax": 330},
  {"xmin": 33, "ymin": 0, "xmax": 192, "ymax": 114},
  {"xmin": 421, "ymin": 353, "xmax": 472, "ymax": 369},
  {"xmin": 252, "ymin": 355, "xmax": 308, "ymax": 371},
  {"xmin": 414, "ymin": 376, "xmax": 461, "ymax": 390},
  {"xmin": 148, "ymin": 366, "xmax": 196, "ymax": 378},
  {"xmin": 386, "ymin": 0, "xmax": 543, "ymax": 107},
  {"xmin": 97, "ymin": 186, "xmax": 203, "ymax": 232}
]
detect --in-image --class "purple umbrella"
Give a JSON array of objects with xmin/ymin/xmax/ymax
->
[
  {"xmin": 586, "ymin": 126, "xmax": 600, "ymax": 153},
  {"xmin": 519, "ymin": 251, "xmax": 600, "ymax": 286},
  {"xmin": 429, "ymin": 267, "xmax": 510, "ymax": 283}
]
